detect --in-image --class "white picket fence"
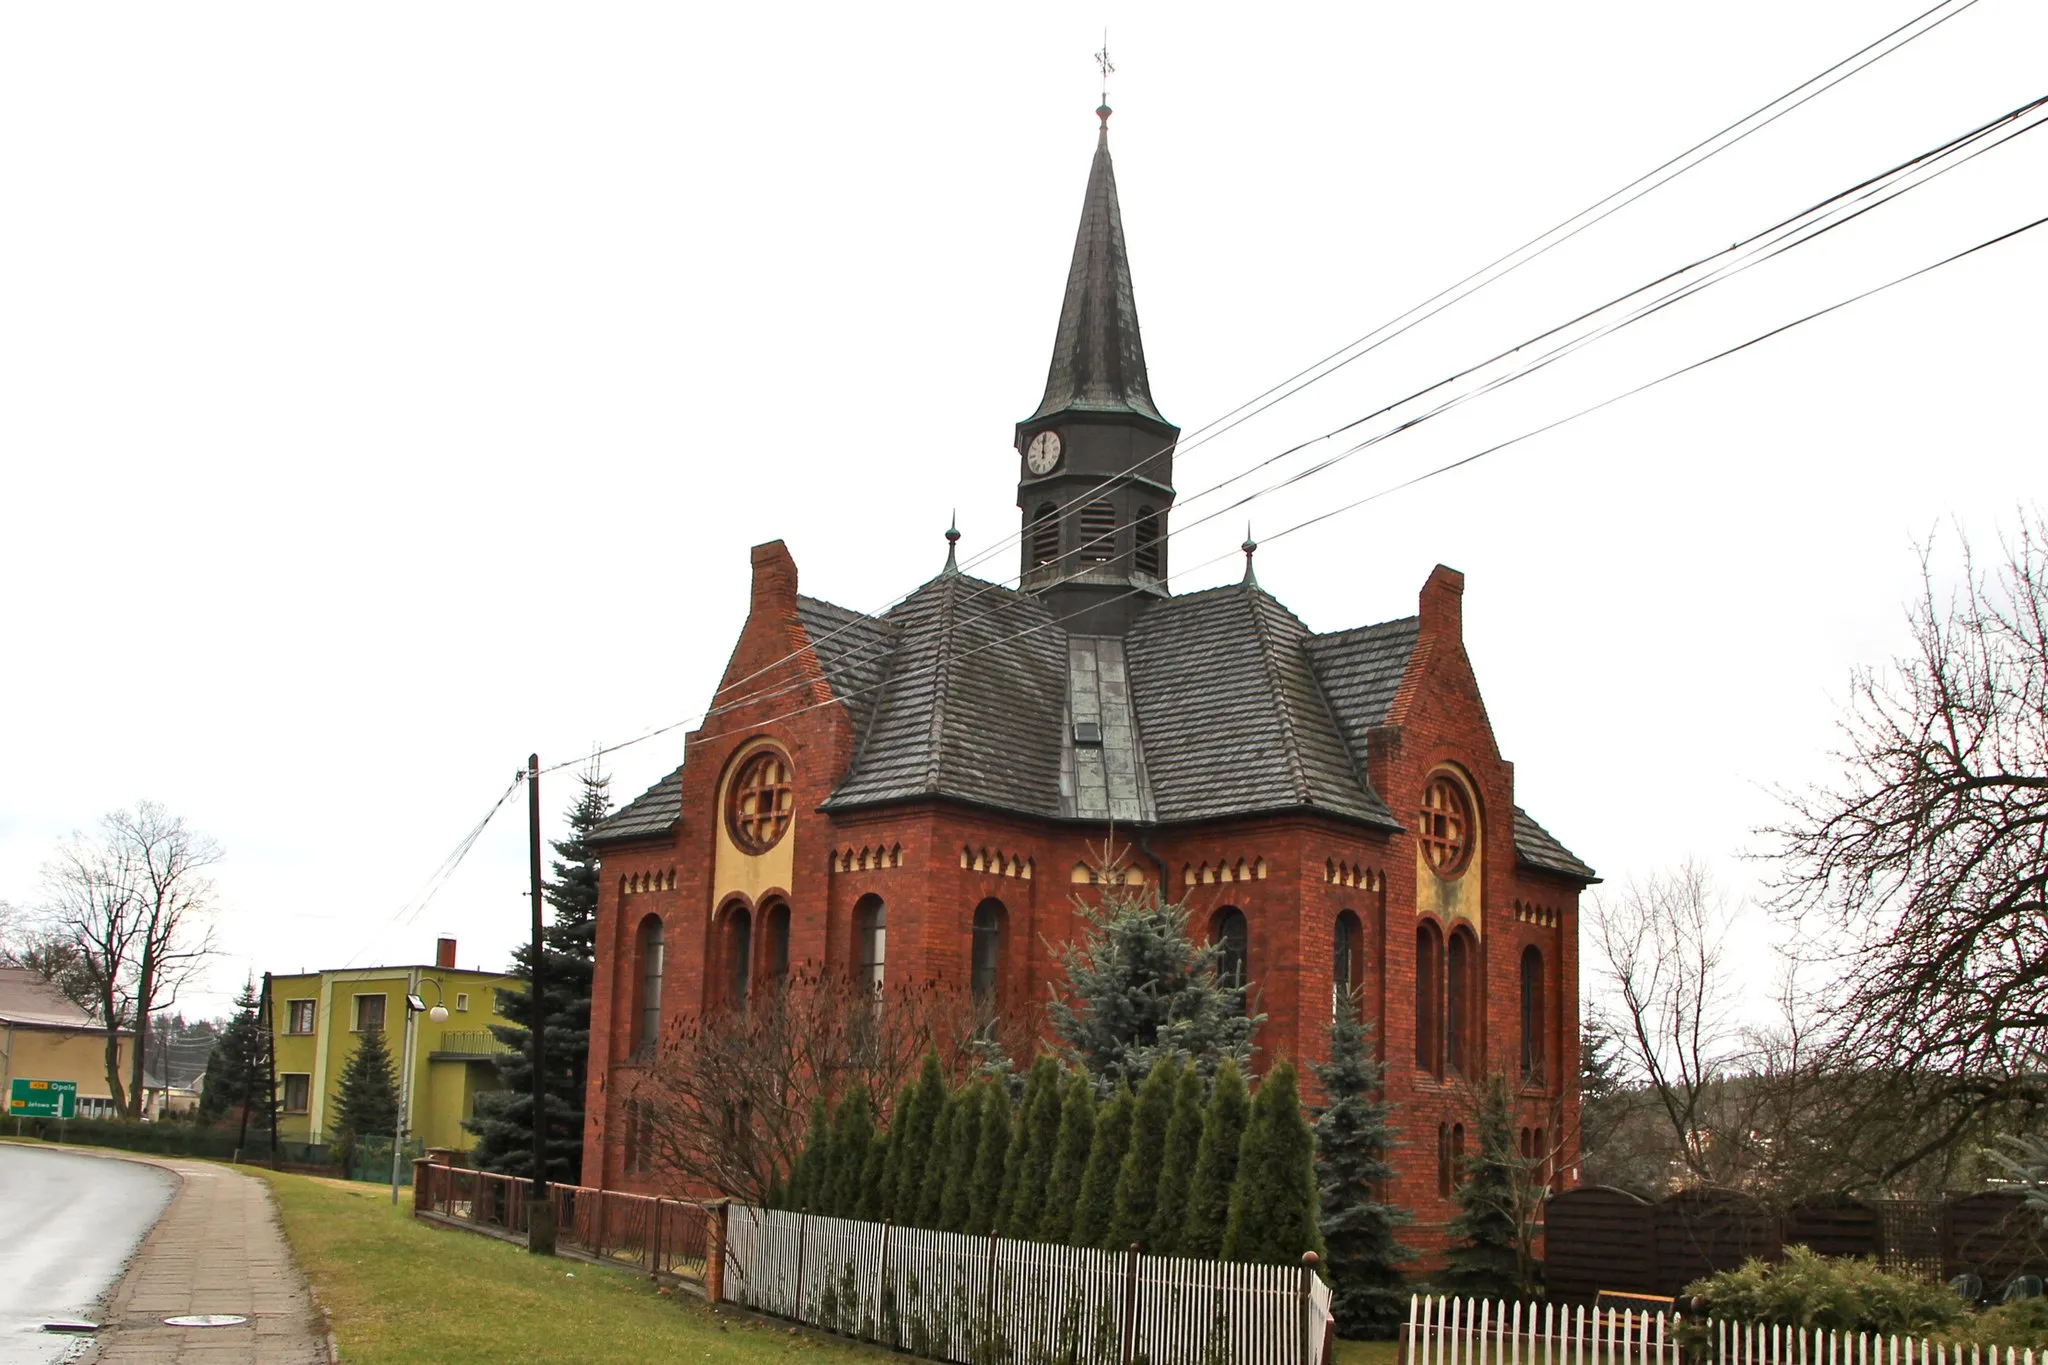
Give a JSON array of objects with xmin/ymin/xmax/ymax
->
[
  {"xmin": 723, "ymin": 1205, "xmax": 1334, "ymax": 1364},
  {"xmin": 1405, "ymin": 1294, "xmax": 2043, "ymax": 1365}
]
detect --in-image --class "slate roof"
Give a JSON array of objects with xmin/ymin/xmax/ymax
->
[
  {"xmin": 796, "ymin": 595, "xmax": 898, "ymax": 737},
  {"xmin": 1304, "ymin": 617, "xmax": 1422, "ymax": 766},
  {"xmin": 1513, "ymin": 806, "xmax": 1598, "ymax": 880},
  {"xmin": 592, "ymin": 765, "xmax": 683, "ymax": 843}
]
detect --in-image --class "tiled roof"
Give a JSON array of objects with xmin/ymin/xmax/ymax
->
[
  {"xmin": 1304, "ymin": 616, "xmax": 1421, "ymax": 767},
  {"xmin": 796, "ymin": 595, "xmax": 897, "ymax": 736},
  {"xmin": 590, "ymin": 765, "xmax": 683, "ymax": 844},
  {"xmin": 1513, "ymin": 805, "xmax": 1597, "ymax": 880}
]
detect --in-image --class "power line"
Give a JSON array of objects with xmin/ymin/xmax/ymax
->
[{"xmin": 336, "ymin": 772, "xmax": 526, "ymax": 970}]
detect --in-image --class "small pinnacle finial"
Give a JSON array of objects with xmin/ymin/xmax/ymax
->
[
  {"xmin": 1095, "ymin": 34, "xmax": 1114, "ymax": 128},
  {"xmin": 1241, "ymin": 523, "xmax": 1259, "ymax": 586},
  {"xmin": 943, "ymin": 513, "xmax": 961, "ymax": 574}
]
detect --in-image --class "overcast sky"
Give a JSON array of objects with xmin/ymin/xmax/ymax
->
[{"xmin": 3, "ymin": 2, "xmax": 2042, "ymax": 1021}]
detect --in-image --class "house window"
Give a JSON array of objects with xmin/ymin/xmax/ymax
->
[
  {"xmin": 971, "ymin": 898, "xmax": 1006, "ymax": 1007},
  {"xmin": 634, "ymin": 914, "xmax": 665, "ymax": 1052},
  {"xmin": 1210, "ymin": 907, "xmax": 1248, "ymax": 1000},
  {"xmin": 1520, "ymin": 945, "xmax": 1545, "ymax": 1083},
  {"xmin": 1029, "ymin": 502, "xmax": 1060, "ymax": 567},
  {"xmin": 286, "ymin": 1000, "xmax": 316, "ymax": 1035},
  {"xmin": 454, "ymin": 992, "xmax": 469, "ymax": 1013},
  {"xmin": 1332, "ymin": 911, "xmax": 1363, "ymax": 1019},
  {"xmin": 722, "ymin": 902, "xmax": 753, "ymax": 1009},
  {"xmin": 1418, "ymin": 774, "xmax": 1474, "ymax": 878},
  {"xmin": 726, "ymin": 749, "xmax": 794, "ymax": 854},
  {"xmin": 856, "ymin": 895, "xmax": 886, "ymax": 995},
  {"xmin": 1447, "ymin": 928, "xmax": 1476, "ymax": 1075},
  {"xmin": 281, "ymin": 1074, "xmax": 311, "ymax": 1113},
  {"xmin": 1077, "ymin": 500, "xmax": 1117, "ymax": 564},
  {"xmin": 1134, "ymin": 507, "xmax": 1161, "ymax": 575},
  {"xmin": 761, "ymin": 900, "xmax": 790, "ymax": 990},
  {"xmin": 353, "ymin": 994, "xmax": 386, "ymax": 1033},
  {"xmin": 1416, "ymin": 921, "xmax": 1443, "ymax": 1076},
  {"xmin": 1451, "ymin": 1123, "xmax": 1467, "ymax": 1185},
  {"xmin": 1437, "ymin": 1122, "xmax": 1452, "ymax": 1197}
]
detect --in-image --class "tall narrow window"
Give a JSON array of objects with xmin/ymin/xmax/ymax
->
[
  {"xmin": 1333, "ymin": 911, "xmax": 1364, "ymax": 1019},
  {"xmin": 1029, "ymin": 503, "xmax": 1059, "ymax": 568},
  {"xmin": 1077, "ymin": 500, "xmax": 1117, "ymax": 564},
  {"xmin": 971, "ymin": 898, "xmax": 1006, "ymax": 1007},
  {"xmin": 856, "ymin": 895, "xmax": 886, "ymax": 995},
  {"xmin": 1437, "ymin": 1122, "xmax": 1452, "ymax": 1197},
  {"xmin": 1447, "ymin": 927, "xmax": 1475, "ymax": 1075},
  {"xmin": 1451, "ymin": 1122, "xmax": 1467, "ymax": 1185},
  {"xmin": 1520, "ymin": 945, "xmax": 1545, "ymax": 1082},
  {"xmin": 723, "ymin": 903, "xmax": 752, "ymax": 1009},
  {"xmin": 1416, "ymin": 921, "xmax": 1443, "ymax": 1075},
  {"xmin": 1210, "ymin": 907, "xmax": 1248, "ymax": 1004},
  {"xmin": 634, "ymin": 914, "xmax": 665, "ymax": 1052},
  {"xmin": 1134, "ymin": 507, "xmax": 1161, "ymax": 575},
  {"xmin": 762, "ymin": 900, "xmax": 790, "ymax": 991}
]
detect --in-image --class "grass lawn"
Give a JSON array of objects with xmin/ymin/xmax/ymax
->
[
  {"xmin": 1331, "ymin": 1338, "xmax": 1403, "ymax": 1365},
  {"xmin": 259, "ymin": 1169, "xmax": 895, "ymax": 1364}
]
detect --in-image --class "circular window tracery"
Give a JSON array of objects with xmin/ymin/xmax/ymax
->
[
  {"xmin": 1418, "ymin": 774, "xmax": 1474, "ymax": 878},
  {"xmin": 726, "ymin": 749, "xmax": 794, "ymax": 854}
]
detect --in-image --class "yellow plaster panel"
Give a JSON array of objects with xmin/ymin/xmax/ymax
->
[
  {"xmin": 712, "ymin": 739, "xmax": 796, "ymax": 907},
  {"xmin": 1414, "ymin": 771, "xmax": 1484, "ymax": 937}
]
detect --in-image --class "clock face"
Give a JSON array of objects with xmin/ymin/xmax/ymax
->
[{"xmin": 1025, "ymin": 430, "xmax": 1063, "ymax": 475}]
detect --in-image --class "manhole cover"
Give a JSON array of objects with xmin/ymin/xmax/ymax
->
[{"xmin": 163, "ymin": 1315, "xmax": 248, "ymax": 1327}]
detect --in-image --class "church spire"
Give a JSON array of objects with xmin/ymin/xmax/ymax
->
[{"xmin": 1026, "ymin": 106, "xmax": 1169, "ymax": 430}]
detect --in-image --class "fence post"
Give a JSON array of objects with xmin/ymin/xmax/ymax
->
[
  {"xmin": 979, "ymin": 1228, "xmax": 1001, "ymax": 1351},
  {"xmin": 704, "ymin": 1201, "xmax": 729, "ymax": 1305},
  {"xmin": 877, "ymin": 1218, "xmax": 894, "ymax": 1348},
  {"xmin": 1119, "ymin": 1243, "xmax": 1141, "ymax": 1365},
  {"xmin": 594, "ymin": 1188, "xmax": 607, "ymax": 1259},
  {"xmin": 1300, "ymin": 1251, "xmax": 1320, "ymax": 1365},
  {"xmin": 794, "ymin": 1208, "xmax": 809, "ymax": 1320},
  {"xmin": 651, "ymin": 1197, "xmax": 664, "ymax": 1276}
]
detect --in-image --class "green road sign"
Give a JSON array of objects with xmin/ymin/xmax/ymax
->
[{"xmin": 8, "ymin": 1078, "xmax": 78, "ymax": 1119}]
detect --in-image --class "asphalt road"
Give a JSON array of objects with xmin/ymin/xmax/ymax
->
[{"xmin": 0, "ymin": 1144, "xmax": 176, "ymax": 1365}]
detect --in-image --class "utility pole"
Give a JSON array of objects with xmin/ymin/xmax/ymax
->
[{"xmin": 526, "ymin": 753, "xmax": 557, "ymax": 1254}]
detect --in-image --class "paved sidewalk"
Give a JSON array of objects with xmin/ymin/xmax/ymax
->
[{"xmin": 83, "ymin": 1155, "xmax": 328, "ymax": 1364}]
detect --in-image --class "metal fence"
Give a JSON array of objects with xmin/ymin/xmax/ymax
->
[
  {"xmin": 722, "ymin": 1204, "xmax": 1334, "ymax": 1365},
  {"xmin": 411, "ymin": 1162, "xmax": 712, "ymax": 1284}
]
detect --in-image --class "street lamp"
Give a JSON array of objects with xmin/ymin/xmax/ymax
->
[{"xmin": 391, "ymin": 976, "xmax": 449, "ymax": 1205}]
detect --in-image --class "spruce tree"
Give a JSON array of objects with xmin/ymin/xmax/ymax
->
[
  {"xmin": 826, "ymin": 1085, "xmax": 874, "ymax": 1218},
  {"xmin": 968, "ymin": 1082, "xmax": 1012, "ymax": 1233},
  {"xmin": 1315, "ymin": 996, "xmax": 1412, "ymax": 1336},
  {"xmin": 1007, "ymin": 1056, "xmax": 1065, "ymax": 1242},
  {"xmin": 891, "ymin": 1052, "xmax": 948, "ymax": 1225},
  {"xmin": 916, "ymin": 1090, "xmax": 957, "ymax": 1229},
  {"xmin": 1038, "ymin": 1070, "xmax": 1097, "ymax": 1246},
  {"xmin": 1073, "ymin": 1079, "xmax": 1135, "ymax": 1249},
  {"xmin": 1147, "ymin": 1060, "xmax": 1205, "ymax": 1257},
  {"xmin": 467, "ymin": 766, "xmax": 609, "ymax": 1183},
  {"xmin": 198, "ymin": 978, "xmax": 269, "ymax": 1134},
  {"xmin": 1048, "ymin": 878, "xmax": 1262, "ymax": 1090},
  {"xmin": 939, "ymin": 1082, "xmax": 986, "ymax": 1232},
  {"xmin": 1441, "ymin": 1075, "xmax": 1525, "ymax": 1299},
  {"xmin": 1222, "ymin": 1059, "xmax": 1322, "ymax": 1265},
  {"xmin": 997, "ymin": 1055, "xmax": 1059, "ymax": 1233},
  {"xmin": 329, "ymin": 1028, "xmax": 399, "ymax": 1171},
  {"xmin": 1180, "ymin": 1056, "xmax": 1249, "ymax": 1260},
  {"xmin": 1110, "ymin": 1058, "xmax": 1180, "ymax": 1249}
]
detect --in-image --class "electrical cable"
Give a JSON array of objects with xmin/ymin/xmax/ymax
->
[{"xmin": 336, "ymin": 772, "xmax": 526, "ymax": 970}]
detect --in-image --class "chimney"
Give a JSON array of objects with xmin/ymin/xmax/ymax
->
[
  {"xmin": 1418, "ymin": 564, "xmax": 1465, "ymax": 641},
  {"xmin": 749, "ymin": 539, "xmax": 799, "ymax": 612},
  {"xmin": 435, "ymin": 937, "xmax": 457, "ymax": 971}
]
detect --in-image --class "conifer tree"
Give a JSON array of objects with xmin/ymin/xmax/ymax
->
[
  {"xmin": 1049, "ymin": 875, "xmax": 1262, "ymax": 1090},
  {"xmin": 1315, "ymin": 996, "xmax": 1411, "ymax": 1336},
  {"xmin": 877, "ymin": 1078, "xmax": 917, "ymax": 1219},
  {"xmin": 859, "ymin": 1128, "xmax": 893, "ymax": 1221},
  {"xmin": 1073, "ymin": 1079, "xmax": 1135, "ymax": 1249},
  {"xmin": 329, "ymin": 1028, "xmax": 399, "ymax": 1171},
  {"xmin": 1007, "ymin": 1056, "xmax": 1065, "ymax": 1242},
  {"xmin": 198, "ymin": 978, "xmax": 270, "ymax": 1134},
  {"xmin": 1147, "ymin": 1061, "xmax": 1205, "ymax": 1257},
  {"xmin": 1037, "ymin": 1070, "xmax": 1097, "ymax": 1247},
  {"xmin": 939, "ymin": 1082, "xmax": 987, "ymax": 1233},
  {"xmin": 791, "ymin": 1094, "xmax": 831, "ymax": 1210},
  {"xmin": 968, "ymin": 1083, "xmax": 1012, "ymax": 1232},
  {"xmin": 1110, "ymin": 1058, "xmax": 1180, "ymax": 1249},
  {"xmin": 891, "ymin": 1051, "xmax": 948, "ymax": 1225},
  {"xmin": 916, "ymin": 1090, "xmax": 957, "ymax": 1229},
  {"xmin": 467, "ymin": 766, "xmax": 609, "ymax": 1183},
  {"xmin": 1180, "ymin": 1056, "xmax": 1249, "ymax": 1260},
  {"xmin": 1222, "ymin": 1058, "xmax": 1322, "ymax": 1265},
  {"xmin": 826, "ymin": 1085, "xmax": 874, "ymax": 1219},
  {"xmin": 997, "ymin": 1055, "xmax": 1060, "ymax": 1233},
  {"xmin": 1441, "ymin": 1075, "xmax": 1525, "ymax": 1299}
]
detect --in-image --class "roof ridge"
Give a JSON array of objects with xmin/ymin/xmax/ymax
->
[
  {"xmin": 1241, "ymin": 589, "xmax": 1314, "ymax": 805},
  {"xmin": 1312, "ymin": 614, "xmax": 1419, "ymax": 643},
  {"xmin": 921, "ymin": 574, "xmax": 961, "ymax": 793}
]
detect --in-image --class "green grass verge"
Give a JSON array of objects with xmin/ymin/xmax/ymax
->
[
  {"xmin": 258, "ymin": 1170, "xmax": 894, "ymax": 1364},
  {"xmin": 1331, "ymin": 1338, "xmax": 1403, "ymax": 1365}
]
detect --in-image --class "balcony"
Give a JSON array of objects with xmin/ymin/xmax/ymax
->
[{"xmin": 428, "ymin": 1029, "xmax": 513, "ymax": 1061}]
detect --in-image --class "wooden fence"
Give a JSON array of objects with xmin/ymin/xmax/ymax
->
[
  {"xmin": 411, "ymin": 1161, "xmax": 713, "ymax": 1284},
  {"xmin": 1405, "ymin": 1294, "xmax": 2042, "ymax": 1365},
  {"xmin": 722, "ymin": 1205, "xmax": 1335, "ymax": 1365}
]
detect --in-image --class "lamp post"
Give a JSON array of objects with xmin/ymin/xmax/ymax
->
[{"xmin": 391, "ymin": 976, "xmax": 450, "ymax": 1205}]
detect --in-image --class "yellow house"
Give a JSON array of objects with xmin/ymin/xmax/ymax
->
[
  {"xmin": 268, "ymin": 938, "xmax": 521, "ymax": 1154},
  {"xmin": 1, "ymin": 967, "xmax": 135, "ymax": 1120}
]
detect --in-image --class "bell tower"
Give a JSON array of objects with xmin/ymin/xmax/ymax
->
[{"xmin": 1015, "ymin": 103, "xmax": 1179, "ymax": 637}]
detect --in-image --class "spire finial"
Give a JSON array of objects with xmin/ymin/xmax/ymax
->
[
  {"xmin": 943, "ymin": 512, "xmax": 961, "ymax": 574},
  {"xmin": 1095, "ymin": 33, "xmax": 1114, "ymax": 129},
  {"xmin": 1241, "ymin": 523, "xmax": 1259, "ymax": 587}
]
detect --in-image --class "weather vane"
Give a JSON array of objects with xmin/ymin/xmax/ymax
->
[{"xmin": 1095, "ymin": 33, "xmax": 1114, "ymax": 109}]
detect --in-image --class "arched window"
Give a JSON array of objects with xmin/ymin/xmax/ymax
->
[
  {"xmin": 1029, "ymin": 502, "xmax": 1059, "ymax": 568},
  {"xmin": 971, "ymin": 898, "xmax": 1006, "ymax": 1007},
  {"xmin": 1210, "ymin": 907, "xmax": 1248, "ymax": 1002},
  {"xmin": 1077, "ymin": 500, "xmax": 1117, "ymax": 564},
  {"xmin": 1333, "ymin": 910, "xmax": 1364, "ymax": 1020},
  {"xmin": 762, "ymin": 900, "xmax": 790, "ymax": 991},
  {"xmin": 1451, "ymin": 1122, "xmax": 1467, "ymax": 1186},
  {"xmin": 1437, "ymin": 1122, "xmax": 1452, "ymax": 1197},
  {"xmin": 1535, "ymin": 1127, "xmax": 1549, "ymax": 1185},
  {"xmin": 1520, "ymin": 945, "xmax": 1545, "ymax": 1082},
  {"xmin": 633, "ymin": 914, "xmax": 664, "ymax": 1052},
  {"xmin": 722, "ymin": 902, "xmax": 752, "ymax": 1009},
  {"xmin": 726, "ymin": 749, "xmax": 794, "ymax": 854},
  {"xmin": 1134, "ymin": 507, "xmax": 1161, "ymax": 575},
  {"xmin": 1418, "ymin": 773, "xmax": 1475, "ymax": 878},
  {"xmin": 1447, "ymin": 927, "xmax": 1476, "ymax": 1075},
  {"xmin": 1415, "ymin": 921, "xmax": 1443, "ymax": 1076},
  {"xmin": 855, "ymin": 895, "xmax": 886, "ymax": 995}
]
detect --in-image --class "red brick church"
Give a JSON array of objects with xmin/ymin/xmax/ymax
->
[{"xmin": 583, "ymin": 107, "xmax": 1595, "ymax": 1244}]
